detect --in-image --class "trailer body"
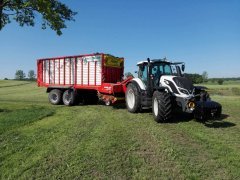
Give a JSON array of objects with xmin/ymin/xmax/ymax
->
[{"xmin": 37, "ymin": 53, "xmax": 130, "ymax": 104}]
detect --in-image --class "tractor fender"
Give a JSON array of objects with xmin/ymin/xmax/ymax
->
[
  {"xmin": 126, "ymin": 80, "xmax": 143, "ymax": 94},
  {"xmin": 131, "ymin": 78, "xmax": 146, "ymax": 91}
]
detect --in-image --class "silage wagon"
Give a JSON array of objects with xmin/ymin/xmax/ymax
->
[{"xmin": 37, "ymin": 53, "xmax": 130, "ymax": 106}]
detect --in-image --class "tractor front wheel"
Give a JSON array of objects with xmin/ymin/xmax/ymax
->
[
  {"xmin": 126, "ymin": 83, "xmax": 141, "ymax": 113},
  {"xmin": 152, "ymin": 91, "xmax": 172, "ymax": 123}
]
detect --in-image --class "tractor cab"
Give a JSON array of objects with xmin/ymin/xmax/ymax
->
[
  {"xmin": 137, "ymin": 58, "xmax": 185, "ymax": 89},
  {"xmin": 125, "ymin": 58, "xmax": 222, "ymax": 123}
]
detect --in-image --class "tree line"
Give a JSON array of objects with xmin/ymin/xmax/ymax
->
[
  {"xmin": 185, "ymin": 71, "xmax": 209, "ymax": 84},
  {"xmin": 184, "ymin": 72, "xmax": 228, "ymax": 85},
  {"xmin": 14, "ymin": 70, "xmax": 36, "ymax": 81}
]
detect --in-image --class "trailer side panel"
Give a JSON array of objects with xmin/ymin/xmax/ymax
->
[{"xmin": 37, "ymin": 53, "xmax": 124, "ymax": 90}]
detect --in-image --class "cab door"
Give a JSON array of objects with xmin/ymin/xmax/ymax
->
[{"xmin": 138, "ymin": 64, "xmax": 148, "ymax": 85}]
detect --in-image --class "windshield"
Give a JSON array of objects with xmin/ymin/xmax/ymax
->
[
  {"xmin": 150, "ymin": 63, "xmax": 172, "ymax": 86},
  {"xmin": 151, "ymin": 63, "xmax": 172, "ymax": 77}
]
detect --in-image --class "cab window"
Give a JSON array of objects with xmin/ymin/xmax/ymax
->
[
  {"xmin": 163, "ymin": 64, "xmax": 172, "ymax": 75},
  {"xmin": 138, "ymin": 65, "xmax": 148, "ymax": 85}
]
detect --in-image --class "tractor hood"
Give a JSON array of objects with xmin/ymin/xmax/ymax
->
[
  {"xmin": 160, "ymin": 76, "xmax": 194, "ymax": 96},
  {"xmin": 173, "ymin": 77, "xmax": 194, "ymax": 93}
]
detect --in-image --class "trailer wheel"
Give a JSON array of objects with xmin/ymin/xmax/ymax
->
[
  {"xmin": 48, "ymin": 89, "xmax": 63, "ymax": 105},
  {"xmin": 126, "ymin": 83, "xmax": 141, "ymax": 113},
  {"xmin": 152, "ymin": 91, "xmax": 172, "ymax": 123},
  {"xmin": 105, "ymin": 100, "xmax": 111, "ymax": 106},
  {"xmin": 63, "ymin": 89, "xmax": 76, "ymax": 106}
]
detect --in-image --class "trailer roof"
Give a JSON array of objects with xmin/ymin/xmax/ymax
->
[{"xmin": 37, "ymin": 53, "xmax": 124, "ymax": 61}]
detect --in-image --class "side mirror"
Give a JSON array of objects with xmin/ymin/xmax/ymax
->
[{"xmin": 182, "ymin": 64, "xmax": 185, "ymax": 72}]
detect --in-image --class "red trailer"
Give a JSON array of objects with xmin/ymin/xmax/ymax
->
[{"xmin": 37, "ymin": 53, "xmax": 131, "ymax": 105}]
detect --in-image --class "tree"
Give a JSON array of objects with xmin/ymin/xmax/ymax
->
[
  {"xmin": 217, "ymin": 79, "xmax": 224, "ymax": 85},
  {"xmin": 28, "ymin": 70, "xmax": 35, "ymax": 80},
  {"xmin": 0, "ymin": 0, "xmax": 77, "ymax": 35},
  {"xmin": 185, "ymin": 73, "xmax": 203, "ymax": 84},
  {"xmin": 202, "ymin": 71, "xmax": 208, "ymax": 82},
  {"xmin": 15, "ymin": 70, "xmax": 25, "ymax": 80},
  {"xmin": 210, "ymin": 78, "xmax": 216, "ymax": 83}
]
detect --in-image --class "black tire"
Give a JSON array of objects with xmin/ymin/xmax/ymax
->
[
  {"xmin": 48, "ymin": 89, "xmax": 63, "ymax": 105},
  {"xmin": 152, "ymin": 91, "xmax": 172, "ymax": 123},
  {"xmin": 125, "ymin": 83, "xmax": 141, "ymax": 113},
  {"xmin": 63, "ymin": 89, "xmax": 76, "ymax": 106}
]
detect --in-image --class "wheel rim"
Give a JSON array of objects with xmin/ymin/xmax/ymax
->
[
  {"xmin": 153, "ymin": 98, "xmax": 159, "ymax": 116},
  {"xmin": 64, "ymin": 91, "xmax": 71, "ymax": 104},
  {"xmin": 105, "ymin": 101, "xmax": 111, "ymax": 106},
  {"xmin": 51, "ymin": 94, "xmax": 58, "ymax": 102},
  {"xmin": 127, "ymin": 89, "xmax": 135, "ymax": 109},
  {"xmin": 65, "ymin": 94, "xmax": 70, "ymax": 102}
]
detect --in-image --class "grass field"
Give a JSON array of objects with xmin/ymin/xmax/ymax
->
[{"xmin": 0, "ymin": 80, "xmax": 240, "ymax": 179}]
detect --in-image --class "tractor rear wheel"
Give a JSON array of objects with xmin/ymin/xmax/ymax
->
[
  {"xmin": 48, "ymin": 89, "xmax": 63, "ymax": 105},
  {"xmin": 63, "ymin": 89, "xmax": 76, "ymax": 106},
  {"xmin": 152, "ymin": 91, "xmax": 172, "ymax": 123},
  {"xmin": 126, "ymin": 83, "xmax": 141, "ymax": 113}
]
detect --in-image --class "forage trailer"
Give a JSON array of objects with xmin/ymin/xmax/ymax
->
[
  {"xmin": 37, "ymin": 53, "xmax": 222, "ymax": 122},
  {"xmin": 37, "ymin": 53, "xmax": 127, "ymax": 106}
]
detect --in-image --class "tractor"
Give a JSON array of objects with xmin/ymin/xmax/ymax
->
[{"xmin": 125, "ymin": 58, "xmax": 222, "ymax": 122}]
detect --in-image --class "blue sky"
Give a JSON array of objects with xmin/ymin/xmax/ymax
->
[{"xmin": 0, "ymin": 0, "xmax": 240, "ymax": 79}]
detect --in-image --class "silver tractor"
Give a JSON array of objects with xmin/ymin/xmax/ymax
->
[{"xmin": 125, "ymin": 58, "xmax": 222, "ymax": 122}]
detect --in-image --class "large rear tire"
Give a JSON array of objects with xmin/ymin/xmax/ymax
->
[
  {"xmin": 48, "ymin": 89, "xmax": 63, "ymax": 105},
  {"xmin": 126, "ymin": 83, "xmax": 141, "ymax": 113},
  {"xmin": 152, "ymin": 91, "xmax": 172, "ymax": 123},
  {"xmin": 63, "ymin": 89, "xmax": 76, "ymax": 106}
]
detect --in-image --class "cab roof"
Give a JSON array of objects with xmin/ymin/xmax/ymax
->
[{"xmin": 137, "ymin": 58, "xmax": 184, "ymax": 66}]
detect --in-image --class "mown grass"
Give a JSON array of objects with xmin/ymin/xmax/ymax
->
[
  {"xmin": 0, "ymin": 80, "xmax": 240, "ymax": 179},
  {"xmin": 199, "ymin": 81, "xmax": 240, "ymax": 96},
  {"xmin": 0, "ymin": 80, "xmax": 32, "ymax": 88}
]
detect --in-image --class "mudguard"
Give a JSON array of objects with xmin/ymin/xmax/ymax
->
[{"xmin": 132, "ymin": 78, "xmax": 146, "ymax": 90}]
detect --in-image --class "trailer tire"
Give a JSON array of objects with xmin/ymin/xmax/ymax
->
[
  {"xmin": 126, "ymin": 83, "xmax": 141, "ymax": 113},
  {"xmin": 48, "ymin": 89, "xmax": 63, "ymax": 105},
  {"xmin": 152, "ymin": 91, "xmax": 172, "ymax": 123},
  {"xmin": 63, "ymin": 89, "xmax": 76, "ymax": 106}
]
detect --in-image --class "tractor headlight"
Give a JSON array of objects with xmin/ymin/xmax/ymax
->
[
  {"xmin": 179, "ymin": 88, "xmax": 189, "ymax": 95},
  {"xmin": 188, "ymin": 102, "xmax": 195, "ymax": 110}
]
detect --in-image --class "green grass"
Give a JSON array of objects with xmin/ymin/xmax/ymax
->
[
  {"xmin": 199, "ymin": 81, "xmax": 240, "ymax": 96},
  {"xmin": 0, "ymin": 80, "xmax": 240, "ymax": 179}
]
